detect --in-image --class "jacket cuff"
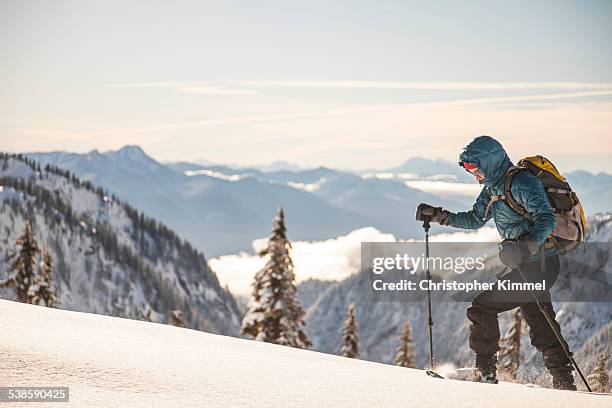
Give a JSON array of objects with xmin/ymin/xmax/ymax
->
[{"xmin": 440, "ymin": 210, "xmax": 451, "ymax": 226}]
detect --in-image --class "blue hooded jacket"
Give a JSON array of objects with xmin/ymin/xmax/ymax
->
[{"xmin": 447, "ymin": 136, "xmax": 556, "ymax": 247}]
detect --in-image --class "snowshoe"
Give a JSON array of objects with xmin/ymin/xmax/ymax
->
[
  {"xmin": 473, "ymin": 372, "xmax": 499, "ymax": 384},
  {"xmin": 426, "ymin": 369, "xmax": 444, "ymax": 379}
]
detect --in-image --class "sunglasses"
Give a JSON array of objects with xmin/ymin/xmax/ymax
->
[
  {"xmin": 467, "ymin": 168, "xmax": 485, "ymax": 179},
  {"xmin": 459, "ymin": 162, "xmax": 485, "ymax": 179}
]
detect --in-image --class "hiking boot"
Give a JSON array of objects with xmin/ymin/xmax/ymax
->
[
  {"xmin": 473, "ymin": 354, "xmax": 498, "ymax": 384},
  {"xmin": 550, "ymin": 365, "xmax": 577, "ymax": 391}
]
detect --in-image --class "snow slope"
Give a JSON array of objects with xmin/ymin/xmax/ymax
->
[{"xmin": 0, "ymin": 300, "xmax": 608, "ymax": 408}]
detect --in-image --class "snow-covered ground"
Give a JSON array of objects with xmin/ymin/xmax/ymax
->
[{"xmin": 0, "ymin": 300, "xmax": 608, "ymax": 407}]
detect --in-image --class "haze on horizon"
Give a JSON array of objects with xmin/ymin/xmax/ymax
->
[{"xmin": 1, "ymin": 0, "xmax": 611, "ymax": 172}]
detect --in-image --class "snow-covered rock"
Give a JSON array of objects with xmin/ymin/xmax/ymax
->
[
  {"xmin": 1, "ymin": 300, "xmax": 608, "ymax": 407},
  {"xmin": 587, "ymin": 213, "xmax": 612, "ymax": 242}
]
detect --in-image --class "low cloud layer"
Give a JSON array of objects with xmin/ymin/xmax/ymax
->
[
  {"xmin": 210, "ymin": 226, "xmax": 499, "ymax": 296},
  {"xmin": 403, "ymin": 180, "xmax": 482, "ymax": 197}
]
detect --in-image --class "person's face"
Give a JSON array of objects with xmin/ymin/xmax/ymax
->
[{"xmin": 466, "ymin": 166, "xmax": 485, "ymax": 183}]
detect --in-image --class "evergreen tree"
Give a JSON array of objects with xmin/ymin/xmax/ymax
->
[
  {"xmin": 587, "ymin": 354, "xmax": 609, "ymax": 393},
  {"xmin": 340, "ymin": 303, "xmax": 359, "ymax": 358},
  {"xmin": 1, "ymin": 221, "xmax": 40, "ymax": 303},
  {"xmin": 29, "ymin": 248, "xmax": 60, "ymax": 307},
  {"xmin": 168, "ymin": 310, "xmax": 186, "ymax": 328},
  {"xmin": 240, "ymin": 208, "xmax": 311, "ymax": 349},
  {"xmin": 498, "ymin": 308, "xmax": 523, "ymax": 380},
  {"xmin": 394, "ymin": 323, "xmax": 415, "ymax": 368}
]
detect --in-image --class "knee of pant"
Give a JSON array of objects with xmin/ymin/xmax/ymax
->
[
  {"xmin": 519, "ymin": 303, "xmax": 544, "ymax": 323},
  {"xmin": 467, "ymin": 303, "xmax": 486, "ymax": 323},
  {"xmin": 526, "ymin": 322, "xmax": 563, "ymax": 352}
]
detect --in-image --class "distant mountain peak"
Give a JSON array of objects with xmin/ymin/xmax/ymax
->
[
  {"xmin": 114, "ymin": 145, "xmax": 148, "ymax": 160},
  {"xmin": 105, "ymin": 146, "xmax": 165, "ymax": 169},
  {"xmin": 254, "ymin": 160, "xmax": 305, "ymax": 173},
  {"xmin": 383, "ymin": 156, "xmax": 471, "ymax": 182}
]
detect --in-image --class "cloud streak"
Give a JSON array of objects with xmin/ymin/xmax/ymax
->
[
  {"xmin": 442, "ymin": 90, "xmax": 612, "ymax": 106},
  {"xmin": 403, "ymin": 180, "xmax": 482, "ymax": 197},
  {"xmin": 232, "ymin": 80, "xmax": 612, "ymax": 91},
  {"xmin": 108, "ymin": 81, "xmax": 259, "ymax": 96},
  {"xmin": 20, "ymin": 90, "xmax": 612, "ymax": 139},
  {"xmin": 114, "ymin": 80, "xmax": 612, "ymax": 92}
]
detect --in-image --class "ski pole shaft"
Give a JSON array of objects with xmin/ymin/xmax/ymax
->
[
  {"xmin": 515, "ymin": 267, "xmax": 592, "ymax": 392},
  {"xmin": 424, "ymin": 219, "xmax": 435, "ymax": 370}
]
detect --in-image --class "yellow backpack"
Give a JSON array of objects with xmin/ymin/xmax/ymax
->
[{"xmin": 504, "ymin": 155, "xmax": 587, "ymax": 253}]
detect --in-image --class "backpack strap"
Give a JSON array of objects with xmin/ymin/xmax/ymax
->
[
  {"xmin": 482, "ymin": 167, "xmax": 534, "ymax": 221},
  {"xmin": 483, "ymin": 188, "xmax": 505, "ymax": 219},
  {"xmin": 546, "ymin": 187, "xmax": 570, "ymax": 194},
  {"xmin": 503, "ymin": 167, "xmax": 534, "ymax": 221}
]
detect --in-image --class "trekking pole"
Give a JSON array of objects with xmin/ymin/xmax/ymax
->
[
  {"xmin": 514, "ymin": 267, "xmax": 592, "ymax": 392},
  {"xmin": 423, "ymin": 219, "xmax": 435, "ymax": 370},
  {"xmin": 414, "ymin": 206, "xmax": 443, "ymax": 378},
  {"xmin": 421, "ymin": 217, "xmax": 442, "ymax": 378}
]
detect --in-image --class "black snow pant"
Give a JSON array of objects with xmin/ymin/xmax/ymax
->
[{"xmin": 466, "ymin": 254, "xmax": 571, "ymax": 370}]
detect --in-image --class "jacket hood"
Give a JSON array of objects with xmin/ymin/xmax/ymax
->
[{"xmin": 459, "ymin": 136, "xmax": 512, "ymax": 187}]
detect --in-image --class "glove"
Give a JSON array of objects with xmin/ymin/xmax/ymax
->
[
  {"xmin": 415, "ymin": 203, "xmax": 450, "ymax": 225},
  {"xmin": 498, "ymin": 239, "xmax": 540, "ymax": 266}
]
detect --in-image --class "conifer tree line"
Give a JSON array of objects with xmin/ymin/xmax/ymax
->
[
  {"xmin": 340, "ymin": 304, "xmax": 359, "ymax": 358},
  {"xmin": 241, "ymin": 208, "xmax": 311, "ymax": 349},
  {"xmin": 587, "ymin": 354, "xmax": 609, "ymax": 393},
  {"xmin": 237, "ymin": 210, "xmax": 422, "ymax": 367},
  {"xmin": 168, "ymin": 310, "xmax": 186, "ymax": 328},
  {"xmin": 30, "ymin": 248, "xmax": 60, "ymax": 308},
  {"xmin": 0, "ymin": 153, "xmax": 216, "ymax": 279},
  {"xmin": 395, "ymin": 323, "xmax": 415, "ymax": 368},
  {"xmin": 498, "ymin": 308, "xmax": 523, "ymax": 380},
  {"xmin": 140, "ymin": 307, "xmax": 188, "ymax": 328},
  {"xmin": 237, "ymin": 208, "xmax": 420, "ymax": 364},
  {"xmin": 1, "ymin": 153, "xmax": 240, "ymax": 331},
  {"xmin": 0, "ymin": 221, "xmax": 59, "ymax": 307},
  {"xmin": 494, "ymin": 309, "xmax": 611, "ymax": 391},
  {"xmin": 0, "ymin": 219, "xmax": 193, "ymax": 330}
]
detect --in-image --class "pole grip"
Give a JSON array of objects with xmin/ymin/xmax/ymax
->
[{"xmin": 423, "ymin": 218, "xmax": 431, "ymax": 233}]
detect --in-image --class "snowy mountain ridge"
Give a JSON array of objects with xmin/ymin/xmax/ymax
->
[
  {"xmin": 28, "ymin": 148, "xmax": 385, "ymax": 256},
  {"xmin": 28, "ymin": 146, "xmax": 612, "ymax": 257},
  {"xmin": 0, "ymin": 154, "xmax": 241, "ymax": 334}
]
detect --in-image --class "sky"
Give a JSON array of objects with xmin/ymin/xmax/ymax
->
[{"xmin": 1, "ymin": 0, "xmax": 611, "ymax": 172}]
